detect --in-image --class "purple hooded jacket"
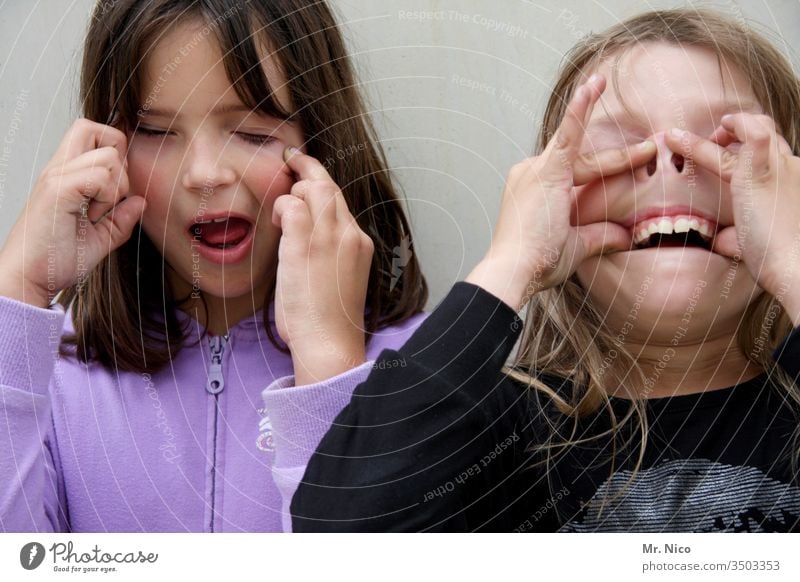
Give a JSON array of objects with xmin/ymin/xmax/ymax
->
[{"xmin": 0, "ymin": 295, "xmax": 426, "ymax": 532}]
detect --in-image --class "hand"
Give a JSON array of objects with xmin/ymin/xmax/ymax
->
[
  {"xmin": 272, "ymin": 147, "xmax": 375, "ymax": 384},
  {"xmin": 466, "ymin": 74, "xmax": 657, "ymax": 311},
  {"xmin": 664, "ymin": 114, "xmax": 800, "ymax": 324},
  {"xmin": 0, "ymin": 119, "xmax": 146, "ymax": 307}
]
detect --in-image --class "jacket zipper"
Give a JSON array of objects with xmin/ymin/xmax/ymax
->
[{"xmin": 207, "ymin": 334, "xmax": 228, "ymax": 532}]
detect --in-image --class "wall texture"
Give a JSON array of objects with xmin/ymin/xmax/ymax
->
[{"xmin": 1, "ymin": 0, "xmax": 798, "ymax": 305}]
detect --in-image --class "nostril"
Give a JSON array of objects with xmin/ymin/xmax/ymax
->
[
  {"xmin": 646, "ymin": 156, "xmax": 657, "ymax": 176},
  {"xmin": 671, "ymin": 153, "xmax": 685, "ymax": 173}
]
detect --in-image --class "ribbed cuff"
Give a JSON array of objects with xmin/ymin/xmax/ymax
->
[
  {"xmin": 0, "ymin": 296, "xmax": 64, "ymax": 392},
  {"xmin": 261, "ymin": 360, "xmax": 374, "ymax": 468}
]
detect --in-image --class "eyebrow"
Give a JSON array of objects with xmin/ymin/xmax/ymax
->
[{"xmin": 138, "ymin": 103, "xmax": 255, "ymax": 118}]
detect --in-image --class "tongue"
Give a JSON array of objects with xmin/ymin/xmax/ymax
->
[{"xmin": 197, "ymin": 218, "xmax": 250, "ymax": 246}]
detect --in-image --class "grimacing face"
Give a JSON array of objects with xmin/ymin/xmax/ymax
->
[
  {"xmin": 126, "ymin": 19, "xmax": 304, "ymax": 305},
  {"xmin": 572, "ymin": 43, "xmax": 765, "ymax": 345}
]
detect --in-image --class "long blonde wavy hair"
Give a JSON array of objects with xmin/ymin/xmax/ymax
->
[{"xmin": 505, "ymin": 8, "xmax": 800, "ymax": 499}]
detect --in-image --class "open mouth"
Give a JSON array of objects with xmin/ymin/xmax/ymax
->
[
  {"xmin": 632, "ymin": 215, "xmax": 716, "ymax": 251},
  {"xmin": 189, "ymin": 216, "xmax": 253, "ymax": 250}
]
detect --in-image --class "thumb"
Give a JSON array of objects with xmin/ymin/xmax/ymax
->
[
  {"xmin": 711, "ymin": 225, "xmax": 741, "ymax": 259},
  {"xmin": 575, "ymin": 221, "xmax": 632, "ymax": 259}
]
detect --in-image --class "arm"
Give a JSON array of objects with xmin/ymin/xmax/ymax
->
[
  {"xmin": 263, "ymin": 314, "xmax": 427, "ymax": 532},
  {"xmin": 290, "ymin": 282, "xmax": 543, "ymax": 532},
  {"xmin": 0, "ymin": 296, "xmax": 69, "ymax": 532}
]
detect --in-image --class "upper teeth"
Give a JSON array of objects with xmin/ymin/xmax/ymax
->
[
  {"xmin": 633, "ymin": 215, "xmax": 715, "ymax": 246},
  {"xmin": 195, "ymin": 217, "xmax": 229, "ymax": 225}
]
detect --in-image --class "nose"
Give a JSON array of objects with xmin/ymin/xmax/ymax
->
[
  {"xmin": 634, "ymin": 131, "xmax": 687, "ymax": 182},
  {"xmin": 181, "ymin": 136, "xmax": 237, "ymax": 193}
]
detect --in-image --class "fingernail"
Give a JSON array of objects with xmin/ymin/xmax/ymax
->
[
  {"xmin": 670, "ymin": 128, "xmax": 687, "ymax": 138},
  {"xmin": 283, "ymin": 146, "xmax": 298, "ymax": 160},
  {"xmin": 721, "ymin": 114, "xmax": 733, "ymax": 124},
  {"xmin": 588, "ymin": 74, "xmax": 601, "ymax": 84},
  {"xmin": 639, "ymin": 140, "xmax": 655, "ymax": 150}
]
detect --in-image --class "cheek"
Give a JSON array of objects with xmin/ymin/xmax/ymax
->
[
  {"xmin": 127, "ymin": 144, "xmax": 174, "ymax": 207},
  {"xmin": 571, "ymin": 173, "xmax": 634, "ymax": 225},
  {"xmin": 246, "ymin": 158, "xmax": 295, "ymax": 208}
]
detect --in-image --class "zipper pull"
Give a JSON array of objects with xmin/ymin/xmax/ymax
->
[{"xmin": 207, "ymin": 335, "xmax": 228, "ymax": 395}]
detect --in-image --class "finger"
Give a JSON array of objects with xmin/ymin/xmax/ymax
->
[
  {"xmin": 721, "ymin": 113, "xmax": 777, "ymax": 177},
  {"xmin": 711, "ymin": 225, "xmax": 741, "ymax": 259},
  {"xmin": 272, "ymin": 193, "xmax": 312, "ymax": 237},
  {"xmin": 572, "ymin": 140, "xmax": 656, "ymax": 185},
  {"xmin": 708, "ymin": 125, "xmax": 738, "ymax": 148},
  {"xmin": 60, "ymin": 147, "xmax": 130, "ymax": 218},
  {"xmin": 283, "ymin": 147, "xmax": 332, "ymax": 181},
  {"xmin": 53, "ymin": 166, "xmax": 121, "ymax": 218},
  {"xmin": 303, "ymin": 181, "xmax": 340, "ymax": 229},
  {"xmin": 664, "ymin": 128, "xmax": 737, "ymax": 181},
  {"xmin": 92, "ymin": 196, "xmax": 147, "ymax": 252},
  {"xmin": 575, "ymin": 220, "xmax": 633, "ymax": 260},
  {"xmin": 54, "ymin": 119, "xmax": 128, "ymax": 163},
  {"xmin": 540, "ymin": 75, "xmax": 606, "ymax": 178}
]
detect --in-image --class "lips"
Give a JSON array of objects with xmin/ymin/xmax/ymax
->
[{"xmin": 188, "ymin": 214, "xmax": 253, "ymax": 249}]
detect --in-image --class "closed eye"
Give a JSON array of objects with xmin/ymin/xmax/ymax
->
[
  {"xmin": 236, "ymin": 132, "xmax": 276, "ymax": 146},
  {"xmin": 133, "ymin": 125, "xmax": 172, "ymax": 137}
]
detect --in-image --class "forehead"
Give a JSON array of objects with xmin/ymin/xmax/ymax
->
[
  {"xmin": 138, "ymin": 19, "xmax": 289, "ymax": 110},
  {"xmin": 587, "ymin": 42, "xmax": 761, "ymax": 125}
]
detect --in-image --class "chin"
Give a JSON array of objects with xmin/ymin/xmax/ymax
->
[{"xmin": 577, "ymin": 249, "xmax": 761, "ymax": 330}]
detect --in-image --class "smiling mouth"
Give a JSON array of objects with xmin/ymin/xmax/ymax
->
[
  {"xmin": 632, "ymin": 215, "xmax": 716, "ymax": 251},
  {"xmin": 189, "ymin": 216, "xmax": 253, "ymax": 249}
]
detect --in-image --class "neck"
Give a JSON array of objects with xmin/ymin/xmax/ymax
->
[
  {"xmin": 605, "ymin": 331, "xmax": 764, "ymax": 399},
  {"xmin": 166, "ymin": 267, "xmax": 268, "ymax": 336}
]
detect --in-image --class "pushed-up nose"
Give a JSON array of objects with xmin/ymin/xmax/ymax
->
[{"xmin": 637, "ymin": 131, "xmax": 686, "ymax": 180}]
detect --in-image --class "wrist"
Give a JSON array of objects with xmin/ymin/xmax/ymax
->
[
  {"xmin": 288, "ymin": 329, "xmax": 367, "ymax": 386},
  {"xmin": 465, "ymin": 257, "xmax": 533, "ymax": 312},
  {"xmin": 0, "ymin": 268, "xmax": 52, "ymax": 308}
]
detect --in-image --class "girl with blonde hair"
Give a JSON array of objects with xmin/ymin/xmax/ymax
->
[{"xmin": 292, "ymin": 8, "xmax": 800, "ymax": 532}]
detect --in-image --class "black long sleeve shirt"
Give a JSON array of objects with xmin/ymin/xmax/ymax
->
[{"xmin": 292, "ymin": 283, "xmax": 800, "ymax": 532}]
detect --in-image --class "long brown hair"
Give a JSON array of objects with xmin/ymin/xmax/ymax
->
[
  {"xmin": 59, "ymin": 0, "xmax": 428, "ymax": 374},
  {"xmin": 506, "ymin": 8, "xmax": 800, "ymax": 493}
]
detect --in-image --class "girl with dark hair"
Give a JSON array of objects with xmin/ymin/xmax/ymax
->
[{"xmin": 0, "ymin": 0, "xmax": 427, "ymax": 532}]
